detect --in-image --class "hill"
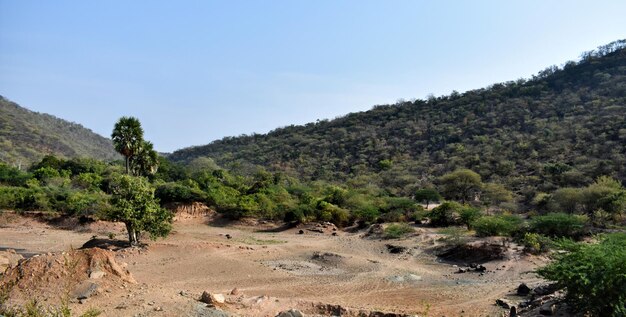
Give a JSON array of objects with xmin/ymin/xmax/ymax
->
[
  {"xmin": 172, "ymin": 40, "xmax": 626, "ymax": 201},
  {"xmin": 0, "ymin": 97, "xmax": 120, "ymax": 166}
]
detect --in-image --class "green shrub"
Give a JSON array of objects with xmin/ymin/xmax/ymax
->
[
  {"xmin": 155, "ymin": 182, "xmax": 205, "ymax": 204},
  {"xmin": 427, "ymin": 201, "xmax": 463, "ymax": 226},
  {"xmin": 472, "ymin": 214, "xmax": 523, "ymax": 237},
  {"xmin": 530, "ymin": 212, "xmax": 587, "ymax": 238},
  {"xmin": 520, "ymin": 232, "xmax": 552, "ymax": 254},
  {"xmin": 383, "ymin": 223, "xmax": 414, "ymax": 239},
  {"xmin": 537, "ymin": 233, "xmax": 626, "ymax": 316},
  {"xmin": 458, "ymin": 206, "xmax": 482, "ymax": 229}
]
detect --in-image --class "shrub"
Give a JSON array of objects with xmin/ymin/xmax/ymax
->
[
  {"xmin": 520, "ymin": 232, "xmax": 552, "ymax": 254},
  {"xmin": 458, "ymin": 206, "xmax": 482, "ymax": 229},
  {"xmin": 155, "ymin": 182, "xmax": 205, "ymax": 204},
  {"xmin": 383, "ymin": 223, "xmax": 414, "ymax": 239},
  {"xmin": 427, "ymin": 201, "xmax": 463, "ymax": 226},
  {"xmin": 530, "ymin": 212, "xmax": 587, "ymax": 238},
  {"xmin": 472, "ymin": 215, "xmax": 523, "ymax": 237},
  {"xmin": 537, "ymin": 233, "xmax": 626, "ymax": 316}
]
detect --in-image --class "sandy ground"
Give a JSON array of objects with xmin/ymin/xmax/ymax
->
[{"xmin": 0, "ymin": 212, "xmax": 549, "ymax": 317}]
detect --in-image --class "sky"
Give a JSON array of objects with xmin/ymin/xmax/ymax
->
[{"xmin": 1, "ymin": 1, "xmax": 625, "ymax": 153}]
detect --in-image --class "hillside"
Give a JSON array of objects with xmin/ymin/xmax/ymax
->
[
  {"xmin": 0, "ymin": 97, "xmax": 120, "ymax": 166},
  {"xmin": 170, "ymin": 40, "xmax": 626, "ymax": 201}
]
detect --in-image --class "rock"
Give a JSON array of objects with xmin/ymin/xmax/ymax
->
[
  {"xmin": 509, "ymin": 306, "xmax": 517, "ymax": 317},
  {"xmin": 276, "ymin": 309, "xmax": 304, "ymax": 317},
  {"xmin": 496, "ymin": 298, "xmax": 512, "ymax": 309},
  {"xmin": 539, "ymin": 302, "xmax": 556, "ymax": 315},
  {"xmin": 225, "ymin": 234, "xmax": 232, "ymax": 239},
  {"xmin": 89, "ymin": 270, "xmax": 106, "ymax": 279},
  {"xmin": 200, "ymin": 291, "xmax": 226, "ymax": 306},
  {"xmin": 72, "ymin": 281, "xmax": 99, "ymax": 300},
  {"xmin": 517, "ymin": 283, "xmax": 531, "ymax": 296},
  {"xmin": 533, "ymin": 283, "xmax": 558, "ymax": 296},
  {"xmin": 298, "ymin": 230, "xmax": 304, "ymax": 234},
  {"xmin": 230, "ymin": 288, "xmax": 240, "ymax": 295},
  {"xmin": 475, "ymin": 264, "xmax": 487, "ymax": 272}
]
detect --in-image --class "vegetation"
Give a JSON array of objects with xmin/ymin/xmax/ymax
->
[
  {"xmin": 529, "ymin": 212, "xmax": 588, "ymax": 238},
  {"xmin": 106, "ymin": 174, "xmax": 172, "ymax": 245},
  {"xmin": 472, "ymin": 215, "xmax": 523, "ymax": 237},
  {"xmin": 169, "ymin": 41, "xmax": 626, "ymax": 205},
  {"xmin": 383, "ymin": 223, "xmax": 415, "ymax": 239},
  {"xmin": 537, "ymin": 233, "xmax": 626, "ymax": 316},
  {"xmin": 0, "ymin": 96, "xmax": 120, "ymax": 166}
]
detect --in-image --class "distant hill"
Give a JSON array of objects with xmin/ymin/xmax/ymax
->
[
  {"xmin": 170, "ymin": 40, "xmax": 626, "ymax": 200},
  {"xmin": 0, "ymin": 97, "xmax": 120, "ymax": 166}
]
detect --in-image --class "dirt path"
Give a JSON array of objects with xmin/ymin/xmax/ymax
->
[{"xmin": 0, "ymin": 214, "xmax": 547, "ymax": 317}]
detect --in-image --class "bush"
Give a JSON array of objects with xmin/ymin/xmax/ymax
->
[
  {"xmin": 383, "ymin": 223, "xmax": 414, "ymax": 239},
  {"xmin": 537, "ymin": 233, "xmax": 626, "ymax": 316},
  {"xmin": 155, "ymin": 182, "xmax": 205, "ymax": 204},
  {"xmin": 530, "ymin": 212, "xmax": 587, "ymax": 238},
  {"xmin": 427, "ymin": 201, "xmax": 463, "ymax": 226},
  {"xmin": 458, "ymin": 207, "xmax": 482, "ymax": 229},
  {"xmin": 520, "ymin": 232, "xmax": 552, "ymax": 254},
  {"xmin": 472, "ymin": 215, "xmax": 523, "ymax": 237}
]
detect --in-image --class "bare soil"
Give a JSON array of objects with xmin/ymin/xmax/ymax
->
[{"xmin": 0, "ymin": 211, "xmax": 549, "ymax": 317}]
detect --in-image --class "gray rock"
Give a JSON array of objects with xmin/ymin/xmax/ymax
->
[
  {"xmin": 276, "ymin": 309, "xmax": 304, "ymax": 317},
  {"xmin": 539, "ymin": 302, "xmax": 555, "ymax": 315},
  {"xmin": 72, "ymin": 281, "xmax": 99, "ymax": 300}
]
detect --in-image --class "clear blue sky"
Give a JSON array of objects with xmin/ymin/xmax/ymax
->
[{"xmin": 1, "ymin": 1, "xmax": 625, "ymax": 152}]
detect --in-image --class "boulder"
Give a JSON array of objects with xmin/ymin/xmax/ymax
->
[
  {"xmin": 200, "ymin": 291, "xmax": 226, "ymax": 306},
  {"xmin": 539, "ymin": 302, "xmax": 556, "ymax": 315},
  {"xmin": 276, "ymin": 309, "xmax": 304, "ymax": 317},
  {"xmin": 89, "ymin": 270, "xmax": 106, "ymax": 279},
  {"xmin": 516, "ymin": 283, "xmax": 531, "ymax": 296},
  {"xmin": 72, "ymin": 281, "xmax": 99, "ymax": 300}
]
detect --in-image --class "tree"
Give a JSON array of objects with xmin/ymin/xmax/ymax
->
[
  {"xmin": 537, "ymin": 233, "xmax": 626, "ymax": 316},
  {"xmin": 111, "ymin": 117, "xmax": 144, "ymax": 174},
  {"xmin": 439, "ymin": 169, "xmax": 483, "ymax": 203},
  {"xmin": 414, "ymin": 188, "xmax": 441, "ymax": 209},
  {"xmin": 481, "ymin": 183, "xmax": 513, "ymax": 207},
  {"xmin": 130, "ymin": 141, "xmax": 159, "ymax": 176},
  {"xmin": 107, "ymin": 174, "xmax": 172, "ymax": 245}
]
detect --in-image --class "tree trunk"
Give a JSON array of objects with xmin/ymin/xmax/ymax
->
[
  {"xmin": 125, "ymin": 157, "xmax": 130, "ymax": 175},
  {"xmin": 126, "ymin": 223, "xmax": 138, "ymax": 246}
]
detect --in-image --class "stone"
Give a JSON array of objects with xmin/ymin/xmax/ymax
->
[
  {"xmin": 276, "ymin": 309, "xmax": 304, "ymax": 317},
  {"xmin": 72, "ymin": 281, "xmax": 99, "ymax": 300},
  {"xmin": 298, "ymin": 230, "xmax": 304, "ymax": 234},
  {"xmin": 516, "ymin": 283, "xmax": 531, "ymax": 296},
  {"xmin": 539, "ymin": 303, "xmax": 555, "ymax": 315},
  {"xmin": 230, "ymin": 288, "xmax": 240, "ymax": 295},
  {"xmin": 509, "ymin": 306, "xmax": 517, "ymax": 317},
  {"xmin": 89, "ymin": 270, "xmax": 106, "ymax": 279},
  {"xmin": 495, "ymin": 298, "xmax": 512, "ymax": 309},
  {"xmin": 200, "ymin": 291, "xmax": 226, "ymax": 306}
]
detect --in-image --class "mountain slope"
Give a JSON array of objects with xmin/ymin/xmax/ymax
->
[
  {"xmin": 173, "ymin": 41, "xmax": 626, "ymax": 197},
  {"xmin": 0, "ymin": 97, "xmax": 120, "ymax": 166}
]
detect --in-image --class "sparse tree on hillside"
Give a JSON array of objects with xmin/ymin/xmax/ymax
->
[
  {"xmin": 111, "ymin": 117, "xmax": 144, "ymax": 175},
  {"xmin": 439, "ymin": 169, "xmax": 483, "ymax": 203},
  {"xmin": 414, "ymin": 188, "xmax": 441, "ymax": 209}
]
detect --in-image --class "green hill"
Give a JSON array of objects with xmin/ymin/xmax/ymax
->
[
  {"xmin": 169, "ymin": 40, "xmax": 626, "ymax": 202},
  {"xmin": 0, "ymin": 97, "xmax": 120, "ymax": 166}
]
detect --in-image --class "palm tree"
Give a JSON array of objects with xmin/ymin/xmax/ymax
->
[
  {"xmin": 111, "ymin": 117, "xmax": 144, "ymax": 174},
  {"xmin": 130, "ymin": 141, "xmax": 159, "ymax": 176}
]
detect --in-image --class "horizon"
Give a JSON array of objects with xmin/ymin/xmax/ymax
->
[{"xmin": 1, "ymin": 1, "xmax": 626, "ymax": 152}]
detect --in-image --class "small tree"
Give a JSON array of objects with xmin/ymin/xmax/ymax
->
[
  {"xmin": 414, "ymin": 188, "xmax": 441, "ymax": 209},
  {"xmin": 439, "ymin": 169, "xmax": 483, "ymax": 203},
  {"xmin": 537, "ymin": 233, "xmax": 626, "ymax": 316},
  {"xmin": 107, "ymin": 175, "xmax": 172, "ymax": 245}
]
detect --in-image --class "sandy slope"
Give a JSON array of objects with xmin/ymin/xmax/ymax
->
[{"xmin": 0, "ymin": 213, "xmax": 548, "ymax": 317}]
